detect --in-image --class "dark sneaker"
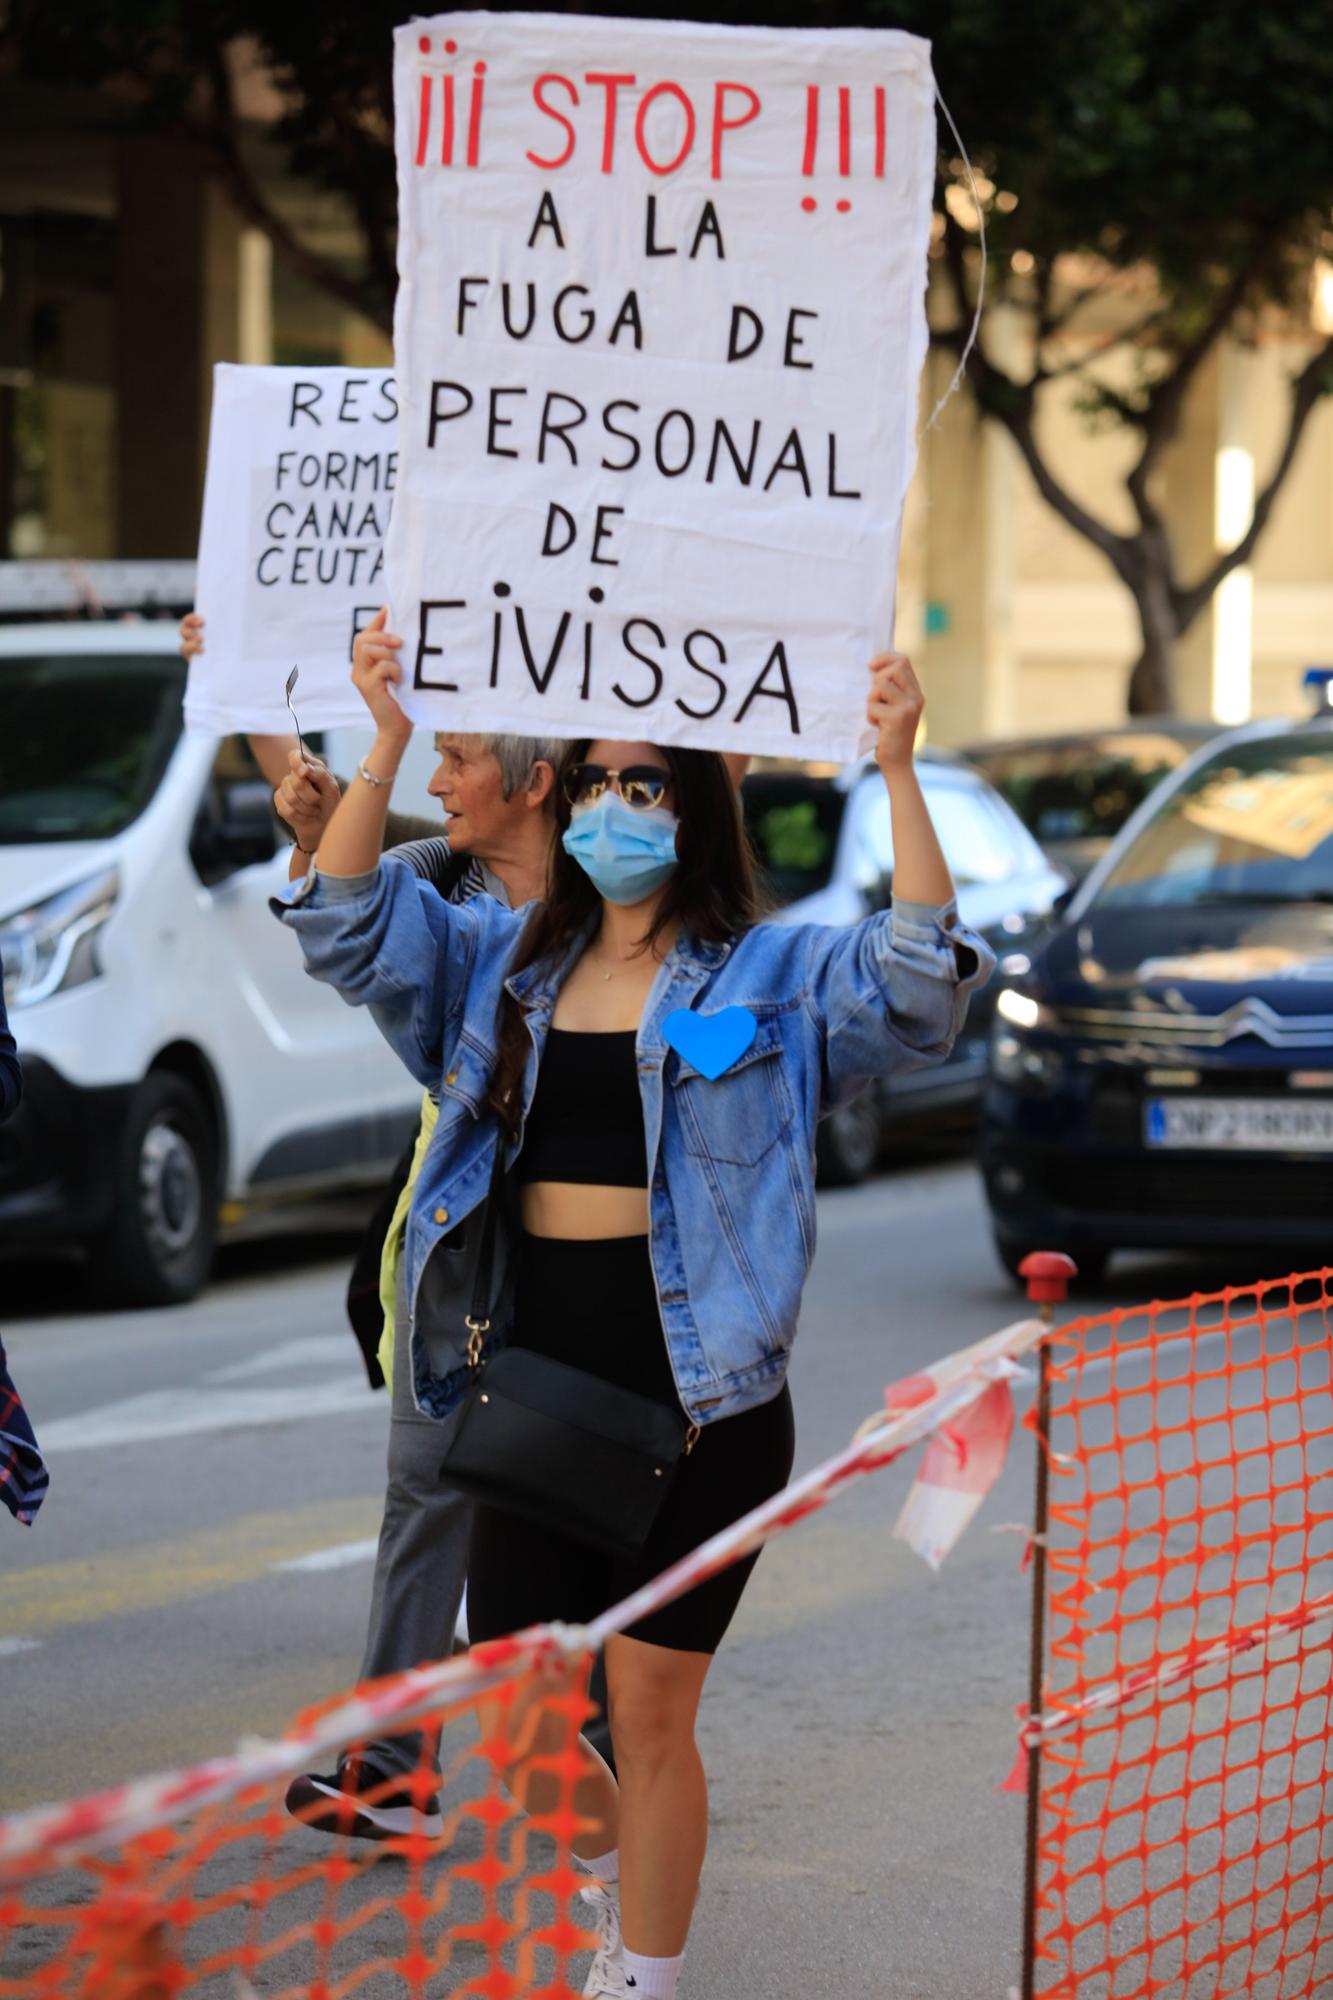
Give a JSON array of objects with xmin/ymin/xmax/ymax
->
[{"xmin": 284, "ymin": 1760, "xmax": 443, "ymax": 1841}]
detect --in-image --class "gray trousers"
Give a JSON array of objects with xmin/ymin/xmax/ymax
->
[{"xmin": 355, "ymin": 1274, "xmax": 472, "ymax": 1785}]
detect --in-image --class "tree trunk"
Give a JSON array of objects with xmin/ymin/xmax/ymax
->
[{"xmin": 1126, "ymin": 553, "xmax": 1181, "ymax": 715}]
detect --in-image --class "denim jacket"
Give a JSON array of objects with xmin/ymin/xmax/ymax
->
[{"xmin": 274, "ymin": 859, "xmax": 994, "ymax": 1427}]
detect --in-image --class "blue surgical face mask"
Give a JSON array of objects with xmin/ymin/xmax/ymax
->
[{"xmin": 562, "ymin": 791, "xmax": 680, "ymax": 906}]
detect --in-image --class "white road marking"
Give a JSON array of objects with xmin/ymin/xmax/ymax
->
[
  {"xmin": 272, "ymin": 1538, "xmax": 380, "ymax": 1575},
  {"xmin": 0, "ymin": 1637, "xmax": 42, "ymax": 1658},
  {"xmin": 38, "ymin": 1377, "xmax": 376, "ymax": 1454},
  {"xmin": 207, "ymin": 1337, "xmax": 357, "ymax": 1384}
]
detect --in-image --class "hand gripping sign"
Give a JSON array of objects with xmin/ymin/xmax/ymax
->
[
  {"xmin": 387, "ymin": 13, "xmax": 937, "ymax": 763},
  {"xmin": 188, "ymin": 364, "xmax": 399, "ymax": 735}
]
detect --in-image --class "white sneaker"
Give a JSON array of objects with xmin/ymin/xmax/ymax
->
[{"xmin": 580, "ymin": 1880, "xmax": 627, "ymax": 1998}]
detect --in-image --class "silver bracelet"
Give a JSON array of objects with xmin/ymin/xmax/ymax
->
[{"xmin": 356, "ymin": 758, "xmax": 396, "ymax": 789}]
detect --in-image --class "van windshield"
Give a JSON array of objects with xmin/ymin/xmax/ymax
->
[{"xmin": 0, "ymin": 654, "xmax": 185, "ymax": 843}]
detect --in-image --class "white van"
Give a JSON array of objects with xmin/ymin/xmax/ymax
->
[{"xmin": 0, "ymin": 619, "xmax": 441, "ymax": 1306}]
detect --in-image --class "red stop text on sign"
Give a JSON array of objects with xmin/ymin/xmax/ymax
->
[{"xmin": 526, "ymin": 75, "xmax": 762, "ymax": 180}]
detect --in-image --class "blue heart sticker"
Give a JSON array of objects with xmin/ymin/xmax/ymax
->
[{"xmin": 662, "ymin": 1006, "xmax": 757, "ymax": 1081}]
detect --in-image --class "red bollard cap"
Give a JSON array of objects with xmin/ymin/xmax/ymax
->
[{"xmin": 1019, "ymin": 1250, "xmax": 1077, "ymax": 1305}]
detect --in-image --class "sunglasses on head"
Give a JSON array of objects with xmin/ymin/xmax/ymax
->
[{"xmin": 563, "ymin": 763, "xmax": 671, "ymax": 811}]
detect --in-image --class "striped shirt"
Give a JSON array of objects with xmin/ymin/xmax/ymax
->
[{"xmin": 388, "ymin": 835, "xmax": 490, "ymax": 904}]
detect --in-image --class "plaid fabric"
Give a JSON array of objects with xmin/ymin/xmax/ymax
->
[{"xmin": 0, "ymin": 1336, "xmax": 48, "ymax": 1525}]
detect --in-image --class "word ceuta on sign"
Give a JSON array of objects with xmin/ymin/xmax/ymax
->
[
  {"xmin": 188, "ymin": 364, "xmax": 398, "ymax": 733},
  {"xmin": 388, "ymin": 13, "xmax": 936, "ymax": 762}
]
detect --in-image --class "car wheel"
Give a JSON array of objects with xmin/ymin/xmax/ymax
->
[
  {"xmin": 816, "ymin": 1085, "xmax": 882, "ymax": 1187},
  {"xmin": 993, "ymin": 1232, "xmax": 1109, "ymax": 1293},
  {"xmin": 86, "ymin": 1072, "xmax": 218, "ymax": 1307}
]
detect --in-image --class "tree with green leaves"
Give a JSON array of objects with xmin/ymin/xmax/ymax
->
[
  {"xmin": 893, "ymin": 0, "xmax": 1333, "ymax": 711},
  {"xmin": 14, "ymin": 1, "xmax": 404, "ymax": 333},
  {"xmin": 17, "ymin": 0, "xmax": 1333, "ymax": 711}
]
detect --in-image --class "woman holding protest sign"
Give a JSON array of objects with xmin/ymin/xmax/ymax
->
[{"xmin": 274, "ymin": 608, "xmax": 992, "ymax": 1999}]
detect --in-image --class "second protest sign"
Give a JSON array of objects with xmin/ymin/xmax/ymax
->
[{"xmin": 190, "ymin": 363, "xmax": 399, "ymax": 733}]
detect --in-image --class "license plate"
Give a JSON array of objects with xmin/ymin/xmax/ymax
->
[{"xmin": 1145, "ymin": 1097, "xmax": 1333, "ymax": 1151}]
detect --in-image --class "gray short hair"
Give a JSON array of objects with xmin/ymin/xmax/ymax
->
[{"xmin": 465, "ymin": 733, "xmax": 566, "ymax": 801}]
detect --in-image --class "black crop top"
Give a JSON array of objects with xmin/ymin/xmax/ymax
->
[{"xmin": 518, "ymin": 1029, "xmax": 648, "ymax": 1189}]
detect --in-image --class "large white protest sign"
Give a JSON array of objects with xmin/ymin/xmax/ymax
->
[
  {"xmin": 387, "ymin": 13, "xmax": 936, "ymax": 763},
  {"xmin": 187, "ymin": 364, "xmax": 398, "ymax": 734}
]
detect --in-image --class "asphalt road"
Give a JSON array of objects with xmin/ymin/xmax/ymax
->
[{"xmin": 2, "ymin": 1159, "xmax": 1326, "ymax": 1999}]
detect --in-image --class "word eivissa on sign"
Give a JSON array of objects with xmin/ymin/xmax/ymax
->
[{"xmin": 387, "ymin": 12, "xmax": 938, "ymax": 764}]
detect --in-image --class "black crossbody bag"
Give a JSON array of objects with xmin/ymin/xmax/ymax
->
[{"xmin": 437, "ymin": 1155, "xmax": 698, "ymax": 1562}]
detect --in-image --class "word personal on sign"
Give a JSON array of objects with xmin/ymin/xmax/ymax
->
[
  {"xmin": 189, "ymin": 365, "xmax": 400, "ymax": 735},
  {"xmin": 386, "ymin": 13, "xmax": 937, "ymax": 763}
]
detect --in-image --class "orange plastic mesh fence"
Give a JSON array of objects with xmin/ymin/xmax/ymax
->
[
  {"xmin": 11, "ymin": 1265, "xmax": 1332, "ymax": 1998},
  {"xmin": 0, "ymin": 1636, "xmax": 601, "ymax": 2000},
  {"xmin": 4, "ymin": 1313, "xmax": 1043, "ymax": 2000},
  {"xmin": 1031, "ymin": 1267, "xmax": 1333, "ymax": 1999},
  {"xmin": 0, "ymin": 1320, "xmax": 1038, "ymax": 2000}
]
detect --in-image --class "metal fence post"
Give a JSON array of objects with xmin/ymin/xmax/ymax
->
[{"xmin": 1018, "ymin": 1251, "xmax": 1076, "ymax": 2000}]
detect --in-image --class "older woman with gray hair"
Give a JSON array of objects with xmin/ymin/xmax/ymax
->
[{"xmin": 269, "ymin": 719, "xmax": 566, "ymax": 1841}]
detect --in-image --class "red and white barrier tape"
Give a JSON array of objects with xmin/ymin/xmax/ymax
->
[
  {"xmin": 1002, "ymin": 1584, "xmax": 1333, "ymax": 1794},
  {"xmin": 0, "ymin": 1317, "xmax": 1045, "ymax": 1881},
  {"xmin": 587, "ymin": 1316, "xmax": 1044, "ymax": 1645}
]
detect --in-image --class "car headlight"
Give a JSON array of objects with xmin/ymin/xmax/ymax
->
[
  {"xmin": 996, "ymin": 986, "xmax": 1049, "ymax": 1030},
  {"xmin": 991, "ymin": 1029, "xmax": 1064, "ymax": 1090},
  {"xmin": 0, "ymin": 869, "xmax": 119, "ymax": 1008}
]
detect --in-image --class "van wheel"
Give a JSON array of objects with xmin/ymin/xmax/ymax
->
[
  {"xmin": 86, "ymin": 1073, "xmax": 218, "ymax": 1307},
  {"xmin": 815, "ymin": 1085, "xmax": 882, "ymax": 1187}
]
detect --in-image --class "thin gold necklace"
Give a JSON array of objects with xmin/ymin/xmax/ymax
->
[
  {"xmin": 591, "ymin": 941, "xmax": 662, "ymax": 982},
  {"xmin": 590, "ymin": 919, "xmax": 675, "ymax": 981}
]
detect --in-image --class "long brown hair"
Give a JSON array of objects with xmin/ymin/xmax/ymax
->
[{"xmin": 486, "ymin": 740, "xmax": 757, "ymax": 1132}]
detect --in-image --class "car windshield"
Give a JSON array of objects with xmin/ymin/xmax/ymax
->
[
  {"xmin": 913, "ymin": 781, "xmax": 1035, "ymax": 886},
  {"xmin": 743, "ymin": 776, "xmax": 847, "ymax": 906},
  {"xmin": 1091, "ymin": 734, "xmax": 1333, "ymax": 909},
  {"xmin": 976, "ymin": 732, "xmax": 1201, "ymax": 846},
  {"xmin": 839, "ymin": 776, "xmax": 1035, "ymax": 893},
  {"xmin": 0, "ymin": 654, "xmax": 186, "ymax": 843}
]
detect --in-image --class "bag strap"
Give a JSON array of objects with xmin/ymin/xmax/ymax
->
[{"xmin": 464, "ymin": 1145, "xmax": 506, "ymax": 1374}]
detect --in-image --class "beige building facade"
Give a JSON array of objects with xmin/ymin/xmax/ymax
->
[
  {"xmin": 0, "ymin": 76, "xmax": 393, "ymax": 569},
  {"xmin": 906, "ymin": 301, "xmax": 1333, "ymax": 742}
]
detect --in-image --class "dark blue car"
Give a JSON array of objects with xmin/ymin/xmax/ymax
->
[{"xmin": 980, "ymin": 717, "xmax": 1333, "ymax": 1284}]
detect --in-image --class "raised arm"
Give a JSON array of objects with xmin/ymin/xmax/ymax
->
[
  {"xmin": 273, "ymin": 853, "xmax": 523, "ymax": 1087},
  {"xmin": 272, "ymin": 609, "xmax": 530, "ymax": 1083},
  {"xmin": 804, "ymin": 655, "xmax": 995, "ymax": 1091},
  {"xmin": 868, "ymin": 652, "xmax": 954, "ymax": 907},
  {"xmin": 315, "ymin": 608, "xmax": 413, "ymax": 876}
]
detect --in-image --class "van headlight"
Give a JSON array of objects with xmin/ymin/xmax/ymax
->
[{"xmin": 0, "ymin": 869, "xmax": 119, "ymax": 1008}]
